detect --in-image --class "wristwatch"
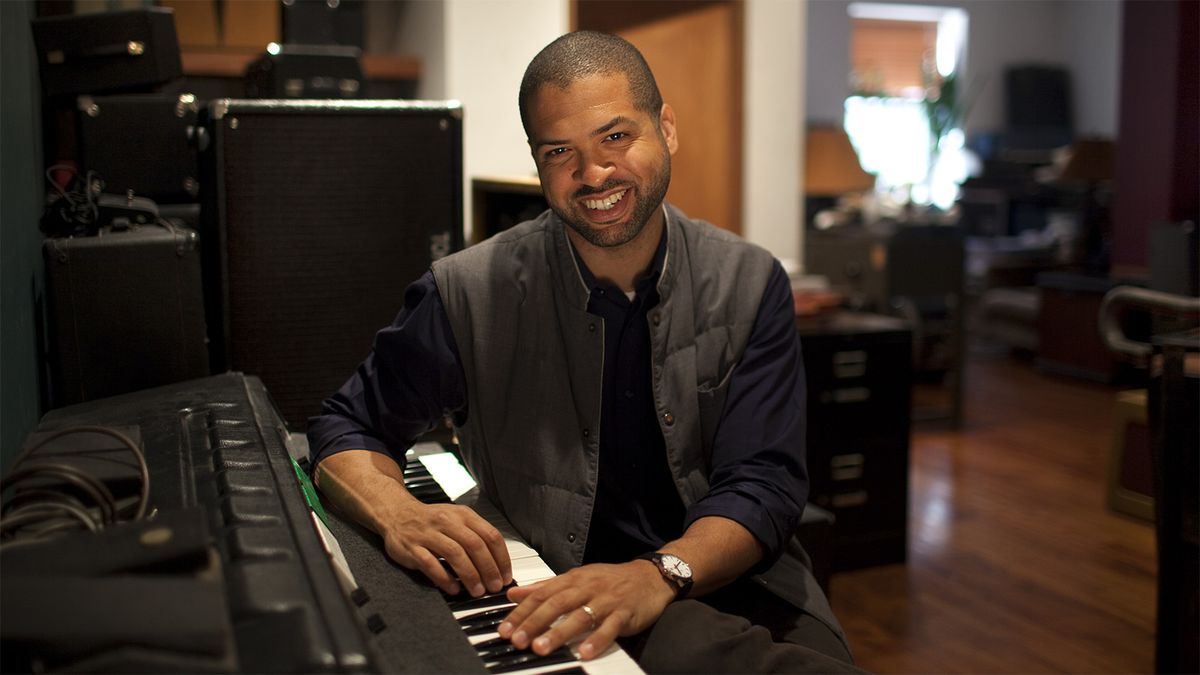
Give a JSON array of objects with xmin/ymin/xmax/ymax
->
[{"xmin": 637, "ymin": 552, "xmax": 694, "ymax": 599}]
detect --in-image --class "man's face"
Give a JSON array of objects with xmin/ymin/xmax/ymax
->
[{"xmin": 526, "ymin": 73, "xmax": 678, "ymax": 249}]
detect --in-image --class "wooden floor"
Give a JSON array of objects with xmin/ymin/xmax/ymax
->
[{"xmin": 831, "ymin": 349, "xmax": 1158, "ymax": 674}]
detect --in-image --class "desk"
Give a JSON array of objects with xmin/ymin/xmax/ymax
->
[
  {"xmin": 796, "ymin": 311, "xmax": 912, "ymax": 571},
  {"xmin": 1035, "ymin": 271, "xmax": 1132, "ymax": 382}
]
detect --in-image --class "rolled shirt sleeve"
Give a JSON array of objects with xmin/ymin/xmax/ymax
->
[
  {"xmin": 682, "ymin": 261, "xmax": 808, "ymax": 564},
  {"xmin": 306, "ymin": 271, "xmax": 467, "ymax": 470}
]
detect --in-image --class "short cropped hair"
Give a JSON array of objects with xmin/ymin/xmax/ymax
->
[{"xmin": 519, "ymin": 31, "xmax": 664, "ymax": 138}]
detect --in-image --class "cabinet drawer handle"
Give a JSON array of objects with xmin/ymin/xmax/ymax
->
[
  {"xmin": 831, "ymin": 490, "xmax": 869, "ymax": 508},
  {"xmin": 832, "ymin": 387, "xmax": 870, "ymax": 403},
  {"xmin": 830, "ymin": 453, "xmax": 865, "ymax": 481},
  {"xmin": 834, "ymin": 362, "xmax": 866, "ymax": 378},
  {"xmin": 832, "ymin": 350, "xmax": 867, "ymax": 379}
]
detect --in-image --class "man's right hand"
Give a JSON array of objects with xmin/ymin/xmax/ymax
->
[
  {"xmin": 381, "ymin": 499, "xmax": 512, "ymax": 596},
  {"xmin": 314, "ymin": 449, "xmax": 512, "ymax": 597}
]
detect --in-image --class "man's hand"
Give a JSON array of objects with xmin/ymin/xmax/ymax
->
[
  {"xmin": 497, "ymin": 560, "xmax": 674, "ymax": 661},
  {"xmin": 497, "ymin": 516, "xmax": 764, "ymax": 660},
  {"xmin": 381, "ymin": 500, "xmax": 512, "ymax": 597},
  {"xmin": 315, "ymin": 450, "xmax": 512, "ymax": 597}
]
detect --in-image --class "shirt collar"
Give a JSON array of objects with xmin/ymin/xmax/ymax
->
[{"xmin": 567, "ymin": 205, "xmax": 670, "ymax": 298}]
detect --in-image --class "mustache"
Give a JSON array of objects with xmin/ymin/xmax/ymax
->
[{"xmin": 573, "ymin": 180, "xmax": 628, "ymax": 199}]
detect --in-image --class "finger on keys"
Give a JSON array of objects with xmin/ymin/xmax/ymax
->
[
  {"xmin": 497, "ymin": 580, "xmax": 546, "ymax": 642},
  {"xmin": 578, "ymin": 612, "xmax": 622, "ymax": 661},
  {"xmin": 412, "ymin": 547, "xmax": 460, "ymax": 596},
  {"xmin": 439, "ymin": 538, "xmax": 488, "ymax": 597},
  {"xmin": 530, "ymin": 603, "xmax": 599, "ymax": 657},
  {"xmin": 504, "ymin": 585, "xmax": 585, "ymax": 653},
  {"xmin": 463, "ymin": 516, "xmax": 512, "ymax": 592}
]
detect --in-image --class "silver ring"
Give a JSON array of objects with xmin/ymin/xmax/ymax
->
[{"xmin": 580, "ymin": 604, "xmax": 597, "ymax": 629}]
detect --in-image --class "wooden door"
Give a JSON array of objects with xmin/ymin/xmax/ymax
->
[{"xmin": 575, "ymin": 1, "xmax": 743, "ymax": 234}]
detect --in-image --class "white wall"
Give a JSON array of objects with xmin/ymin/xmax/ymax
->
[
  {"xmin": 1062, "ymin": 0, "xmax": 1122, "ymax": 136},
  {"xmin": 444, "ymin": 0, "xmax": 569, "ymax": 199},
  {"xmin": 805, "ymin": 0, "xmax": 853, "ymax": 126},
  {"xmin": 744, "ymin": 0, "xmax": 805, "ymax": 265},
  {"xmin": 804, "ymin": 0, "xmax": 1123, "ymax": 137}
]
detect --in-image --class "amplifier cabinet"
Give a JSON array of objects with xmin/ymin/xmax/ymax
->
[
  {"xmin": 77, "ymin": 93, "xmax": 200, "ymax": 204},
  {"xmin": 797, "ymin": 311, "xmax": 912, "ymax": 571},
  {"xmin": 200, "ymin": 99, "xmax": 464, "ymax": 430},
  {"xmin": 31, "ymin": 8, "xmax": 182, "ymax": 97},
  {"xmin": 43, "ymin": 223, "xmax": 209, "ymax": 407}
]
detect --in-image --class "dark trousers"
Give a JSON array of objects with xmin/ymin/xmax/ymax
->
[{"xmin": 620, "ymin": 580, "xmax": 865, "ymax": 674}]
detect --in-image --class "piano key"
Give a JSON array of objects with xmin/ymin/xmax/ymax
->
[
  {"xmin": 457, "ymin": 605, "xmax": 511, "ymax": 626},
  {"xmin": 474, "ymin": 636, "xmax": 520, "ymax": 658},
  {"xmin": 403, "ymin": 463, "xmax": 432, "ymax": 476},
  {"xmin": 417, "ymin": 452, "xmax": 477, "ymax": 500},
  {"xmin": 449, "ymin": 586, "xmax": 518, "ymax": 613},
  {"xmin": 402, "ymin": 476, "xmax": 442, "ymax": 490},
  {"xmin": 407, "ymin": 485, "xmax": 452, "ymax": 503},
  {"xmin": 464, "ymin": 618, "xmax": 507, "ymax": 637},
  {"xmin": 487, "ymin": 647, "xmax": 576, "ymax": 673}
]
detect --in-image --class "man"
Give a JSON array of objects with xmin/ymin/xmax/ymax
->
[{"xmin": 308, "ymin": 31, "xmax": 860, "ymax": 673}]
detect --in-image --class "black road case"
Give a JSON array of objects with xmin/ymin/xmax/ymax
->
[
  {"xmin": 43, "ymin": 221, "xmax": 209, "ymax": 407},
  {"xmin": 76, "ymin": 92, "xmax": 201, "ymax": 204}
]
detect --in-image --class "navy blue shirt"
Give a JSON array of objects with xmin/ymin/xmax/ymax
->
[
  {"xmin": 575, "ymin": 235, "xmax": 685, "ymax": 563},
  {"xmin": 308, "ymin": 227, "xmax": 808, "ymax": 565}
]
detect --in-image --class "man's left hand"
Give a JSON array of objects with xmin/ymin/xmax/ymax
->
[{"xmin": 497, "ymin": 560, "xmax": 674, "ymax": 660}]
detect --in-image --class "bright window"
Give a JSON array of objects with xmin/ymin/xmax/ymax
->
[{"xmin": 844, "ymin": 3, "xmax": 971, "ymax": 210}]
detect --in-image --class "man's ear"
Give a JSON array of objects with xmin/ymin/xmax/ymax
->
[{"xmin": 659, "ymin": 103, "xmax": 679, "ymax": 155}]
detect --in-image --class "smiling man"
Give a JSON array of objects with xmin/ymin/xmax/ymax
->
[{"xmin": 307, "ymin": 32, "xmax": 860, "ymax": 673}]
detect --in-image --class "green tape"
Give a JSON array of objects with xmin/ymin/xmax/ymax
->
[{"xmin": 291, "ymin": 457, "xmax": 330, "ymax": 528}]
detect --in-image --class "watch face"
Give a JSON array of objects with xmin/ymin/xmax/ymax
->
[{"xmin": 660, "ymin": 554, "xmax": 692, "ymax": 580}]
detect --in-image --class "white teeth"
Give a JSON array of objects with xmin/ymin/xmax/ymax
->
[{"xmin": 584, "ymin": 190, "xmax": 626, "ymax": 211}]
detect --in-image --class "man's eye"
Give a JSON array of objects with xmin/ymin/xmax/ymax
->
[
  {"xmin": 605, "ymin": 132, "xmax": 628, "ymax": 142},
  {"xmin": 545, "ymin": 147, "xmax": 568, "ymax": 159}
]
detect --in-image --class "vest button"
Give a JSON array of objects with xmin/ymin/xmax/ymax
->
[
  {"xmin": 568, "ymin": 533, "xmax": 576, "ymax": 543},
  {"xmin": 651, "ymin": 313, "xmax": 661, "ymax": 327},
  {"xmin": 582, "ymin": 427, "xmax": 590, "ymax": 438},
  {"xmin": 662, "ymin": 411, "xmax": 675, "ymax": 426},
  {"xmin": 588, "ymin": 323, "xmax": 596, "ymax": 332}
]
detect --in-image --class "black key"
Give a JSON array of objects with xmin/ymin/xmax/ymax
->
[
  {"xmin": 464, "ymin": 615, "xmax": 506, "ymax": 636},
  {"xmin": 486, "ymin": 647, "xmax": 576, "ymax": 674},
  {"xmin": 407, "ymin": 488, "xmax": 449, "ymax": 500},
  {"xmin": 408, "ymin": 486, "xmax": 451, "ymax": 503},
  {"xmin": 472, "ymin": 636, "xmax": 509, "ymax": 650},
  {"xmin": 403, "ymin": 463, "xmax": 431, "ymax": 475},
  {"xmin": 457, "ymin": 606, "xmax": 510, "ymax": 623},
  {"xmin": 406, "ymin": 482, "xmax": 446, "ymax": 495},
  {"xmin": 474, "ymin": 637, "xmax": 521, "ymax": 660},
  {"xmin": 448, "ymin": 583, "xmax": 518, "ymax": 612},
  {"xmin": 458, "ymin": 606, "xmax": 511, "ymax": 635}
]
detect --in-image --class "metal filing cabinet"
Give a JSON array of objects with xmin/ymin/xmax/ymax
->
[
  {"xmin": 805, "ymin": 225, "xmax": 965, "ymax": 426},
  {"xmin": 796, "ymin": 311, "xmax": 912, "ymax": 571}
]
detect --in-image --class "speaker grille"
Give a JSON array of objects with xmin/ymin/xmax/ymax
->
[{"xmin": 210, "ymin": 101, "xmax": 463, "ymax": 429}]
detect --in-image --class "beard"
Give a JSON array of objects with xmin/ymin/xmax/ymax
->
[{"xmin": 552, "ymin": 147, "xmax": 672, "ymax": 249}]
